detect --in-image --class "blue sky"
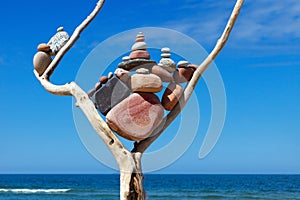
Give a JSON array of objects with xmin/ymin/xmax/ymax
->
[{"xmin": 0, "ymin": 0, "xmax": 299, "ymax": 174}]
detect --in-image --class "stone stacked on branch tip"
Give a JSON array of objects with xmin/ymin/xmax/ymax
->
[
  {"xmin": 173, "ymin": 60, "xmax": 198, "ymax": 83},
  {"xmin": 33, "ymin": 51, "xmax": 52, "ymax": 76},
  {"xmin": 33, "ymin": 27, "xmax": 70, "ymax": 76},
  {"xmin": 47, "ymin": 27, "xmax": 70, "ymax": 56}
]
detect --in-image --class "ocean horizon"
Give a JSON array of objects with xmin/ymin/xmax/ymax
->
[{"xmin": 0, "ymin": 174, "xmax": 299, "ymax": 199}]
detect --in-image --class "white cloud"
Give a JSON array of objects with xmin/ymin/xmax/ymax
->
[{"xmin": 160, "ymin": 0, "xmax": 300, "ymax": 53}]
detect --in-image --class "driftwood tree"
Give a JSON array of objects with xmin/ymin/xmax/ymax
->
[{"xmin": 33, "ymin": 0, "xmax": 244, "ymax": 199}]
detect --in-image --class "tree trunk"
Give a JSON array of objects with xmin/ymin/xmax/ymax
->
[{"xmin": 120, "ymin": 153, "xmax": 146, "ymax": 200}]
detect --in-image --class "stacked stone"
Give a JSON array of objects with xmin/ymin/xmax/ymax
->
[
  {"xmin": 117, "ymin": 32, "xmax": 156, "ymax": 71},
  {"xmin": 105, "ymin": 33, "xmax": 165, "ymax": 141},
  {"xmin": 89, "ymin": 32, "xmax": 198, "ymax": 141},
  {"xmin": 33, "ymin": 27, "xmax": 69, "ymax": 76},
  {"xmin": 89, "ymin": 71, "xmax": 131, "ymax": 116},
  {"xmin": 160, "ymin": 57, "xmax": 199, "ymax": 111}
]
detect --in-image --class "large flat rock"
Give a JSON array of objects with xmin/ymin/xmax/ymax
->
[{"xmin": 106, "ymin": 92, "xmax": 164, "ymax": 141}]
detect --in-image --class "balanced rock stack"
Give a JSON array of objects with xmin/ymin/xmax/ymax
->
[
  {"xmin": 33, "ymin": 27, "xmax": 70, "ymax": 76},
  {"xmin": 89, "ymin": 32, "xmax": 198, "ymax": 141},
  {"xmin": 117, "ymin": 32, "xmax": 156, "ymax": 71},
  {"xmin": 106, "ymin": 33, "xmax": 164, "ymax": 140}
]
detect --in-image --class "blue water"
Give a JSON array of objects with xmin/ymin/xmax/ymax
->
[{"xmin": 0, "ymin": 174, "xmax": 299, "ymax": 199}]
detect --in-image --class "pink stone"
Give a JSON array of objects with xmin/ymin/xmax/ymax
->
[
  {"xmin": 131, "ymin": 73, "xmax": 162, "ymax": 93},
  {"xmin": 151, "ymin": 65, "xmax": 173, "ymax": 82},
  {"xmin": 161, "ymin": 82, "xmax": 183, "ymax": 111},
  {"xmin": 135, "ymin": 36, "xmax": 145, "ymax": 42},
  {"xmin": 106, "ymin": 93, "xmax": 165, "ymax": 140},
  {"xmin": 129, "ymin": 50, "xmax": 150, "ymax": 60}
]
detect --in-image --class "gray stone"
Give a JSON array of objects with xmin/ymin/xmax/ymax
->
[
  {"xmin": 136, "ymin": 68, "xmax": 149, "ymax": 74},
  {"xmin": 177, "ymin": 60, "xmax": 189, "ymax": 68},
  {"xmin": 131, "ymin": 41, "xmax": 147, "ymax": 51},
  {"xmin": 159, "ymin": 58, "xmax": 176, "ymax": 73},
  {"xmin": 161, "ymin": 47, "xmax": 170, "ymax": 53},
  {"xmin": 47, "ymin": 28, "xmax": 70, "ymax": 55},
  {"xmin": 118, "ymin": 59, "xmax": 156, "ymax": 71},
  {"xmin": 91, "ymin": 77, "xmax": 131, "ymax": 115},
  {"xmin": 161, "ymin": 53, "xmax": 171, "ymax": 58}
]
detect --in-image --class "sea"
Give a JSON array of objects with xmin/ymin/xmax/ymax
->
[{"xmin": 0, "ymin": 174, "xmax": 299, "ymax": 199}]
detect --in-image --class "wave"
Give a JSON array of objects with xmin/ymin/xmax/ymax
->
[{"xmin": 0, "ymin": 188, "xmax": 71, "ymax": 194}]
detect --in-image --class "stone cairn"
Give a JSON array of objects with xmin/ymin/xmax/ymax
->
[
  {"xmin": 89, "ymin": 32, "xmax": 198, "ymax": 141},
  {"xmin": 33, "ymin": 27, "xmax": 70, "ymax": 75}
]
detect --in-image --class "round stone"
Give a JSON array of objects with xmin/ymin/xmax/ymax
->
[
  {"xmin": 161, "ymin": 53, "xmax": 171, "ymax": 58},
  {"xmin": 136, "ymin": 68, "xmax": 150, "ymax": 74},
  {"xmin": 33, "ymin": 51, "xmax": 52, "ymax": 75},
  {"xmin": 129, "ymin": 50, "xmax": 150, "ymax": 60},
  {"xmin": 95, "ymin": 82, "xmax": 102, "ymax": 90},
  {"xmin": 108, "ymin": 72, "xmax": 113, "ymax": 79},
  {"xmin": 137, "ymin": 32, "xmax": 144, "ymax": 38},
  {"xmin": 159, "ymin": 58, "xmax": 176, "ymax": 73},
  {"xmin": 173, "ymin": 67, "xmax": 195, "ymax": 83},
  {"xmin": 57, "ymin": 27, "xmax": 64, "ymax": 32},
  {"xmin": 135, "ymin": 37, "xmax": 145, "ymax": 42},
  {"xmin": 161, "ymin": 47, "xmax": 170, "ymax": 53},
  {"xmin": 37, "ymin": 43, "xmax": 51, "ymax": 52},
  {"xmin": 131, "ymin": 42, "xmax": 147, "ymax": 51},
  {"xmin": 100, "ymin": 76, "xmax": 108, "ymax": 84},
  {"xmin": 177, "ymin": 60, "xmax": 189, "ymax": 68},
  {"xmin": 151, "ymin": 65, "xmax": 173, "ymax": 82}
]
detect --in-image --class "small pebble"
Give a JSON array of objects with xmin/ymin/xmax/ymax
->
[
  {"xmin": 108, "ymin": 72, "xmax": 113, "ymax": 79},
  {"xmin": 122, "ymin": 56, "xmax": 130, "ymax": 62},
  {"xmin": 136, "ymin": 68, "xmax": 149, "ymax": 74},
  {"xmin": 161, "ymin": 47, "xmax": 170, "ymax": 53},
  {"xmin": 100, "ymin": 76, "xmax": 108, "ymax": 84},
  {"xmin": 57, "ymin": 26, "xmax": 64, "ymax": 32},
  {"xmin": 161, "ymin": 53, "xmax": 171, "ymax": 58},
  {"xmin": 131, "ymin": 41, "xmax": 147, "ymax": 51},
  {"xmin": 37, "ymin": 43, "xmax": 51, "ymax": 52},
  {"xmin": 177, "ymin": 60, "xmax": 189, "ymax": 68}
]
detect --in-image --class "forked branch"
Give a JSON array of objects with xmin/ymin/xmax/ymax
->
[
  {"xmin": 133, "ymin": 0, "xmax": 244, "ymax": 153},
  {"xmin": 33, "ymin": 0, "xmax": 134, "ymax": 168},
  {"xmin": 41, "ymin": 0, "xmax": 106, "ymax": 80}
]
